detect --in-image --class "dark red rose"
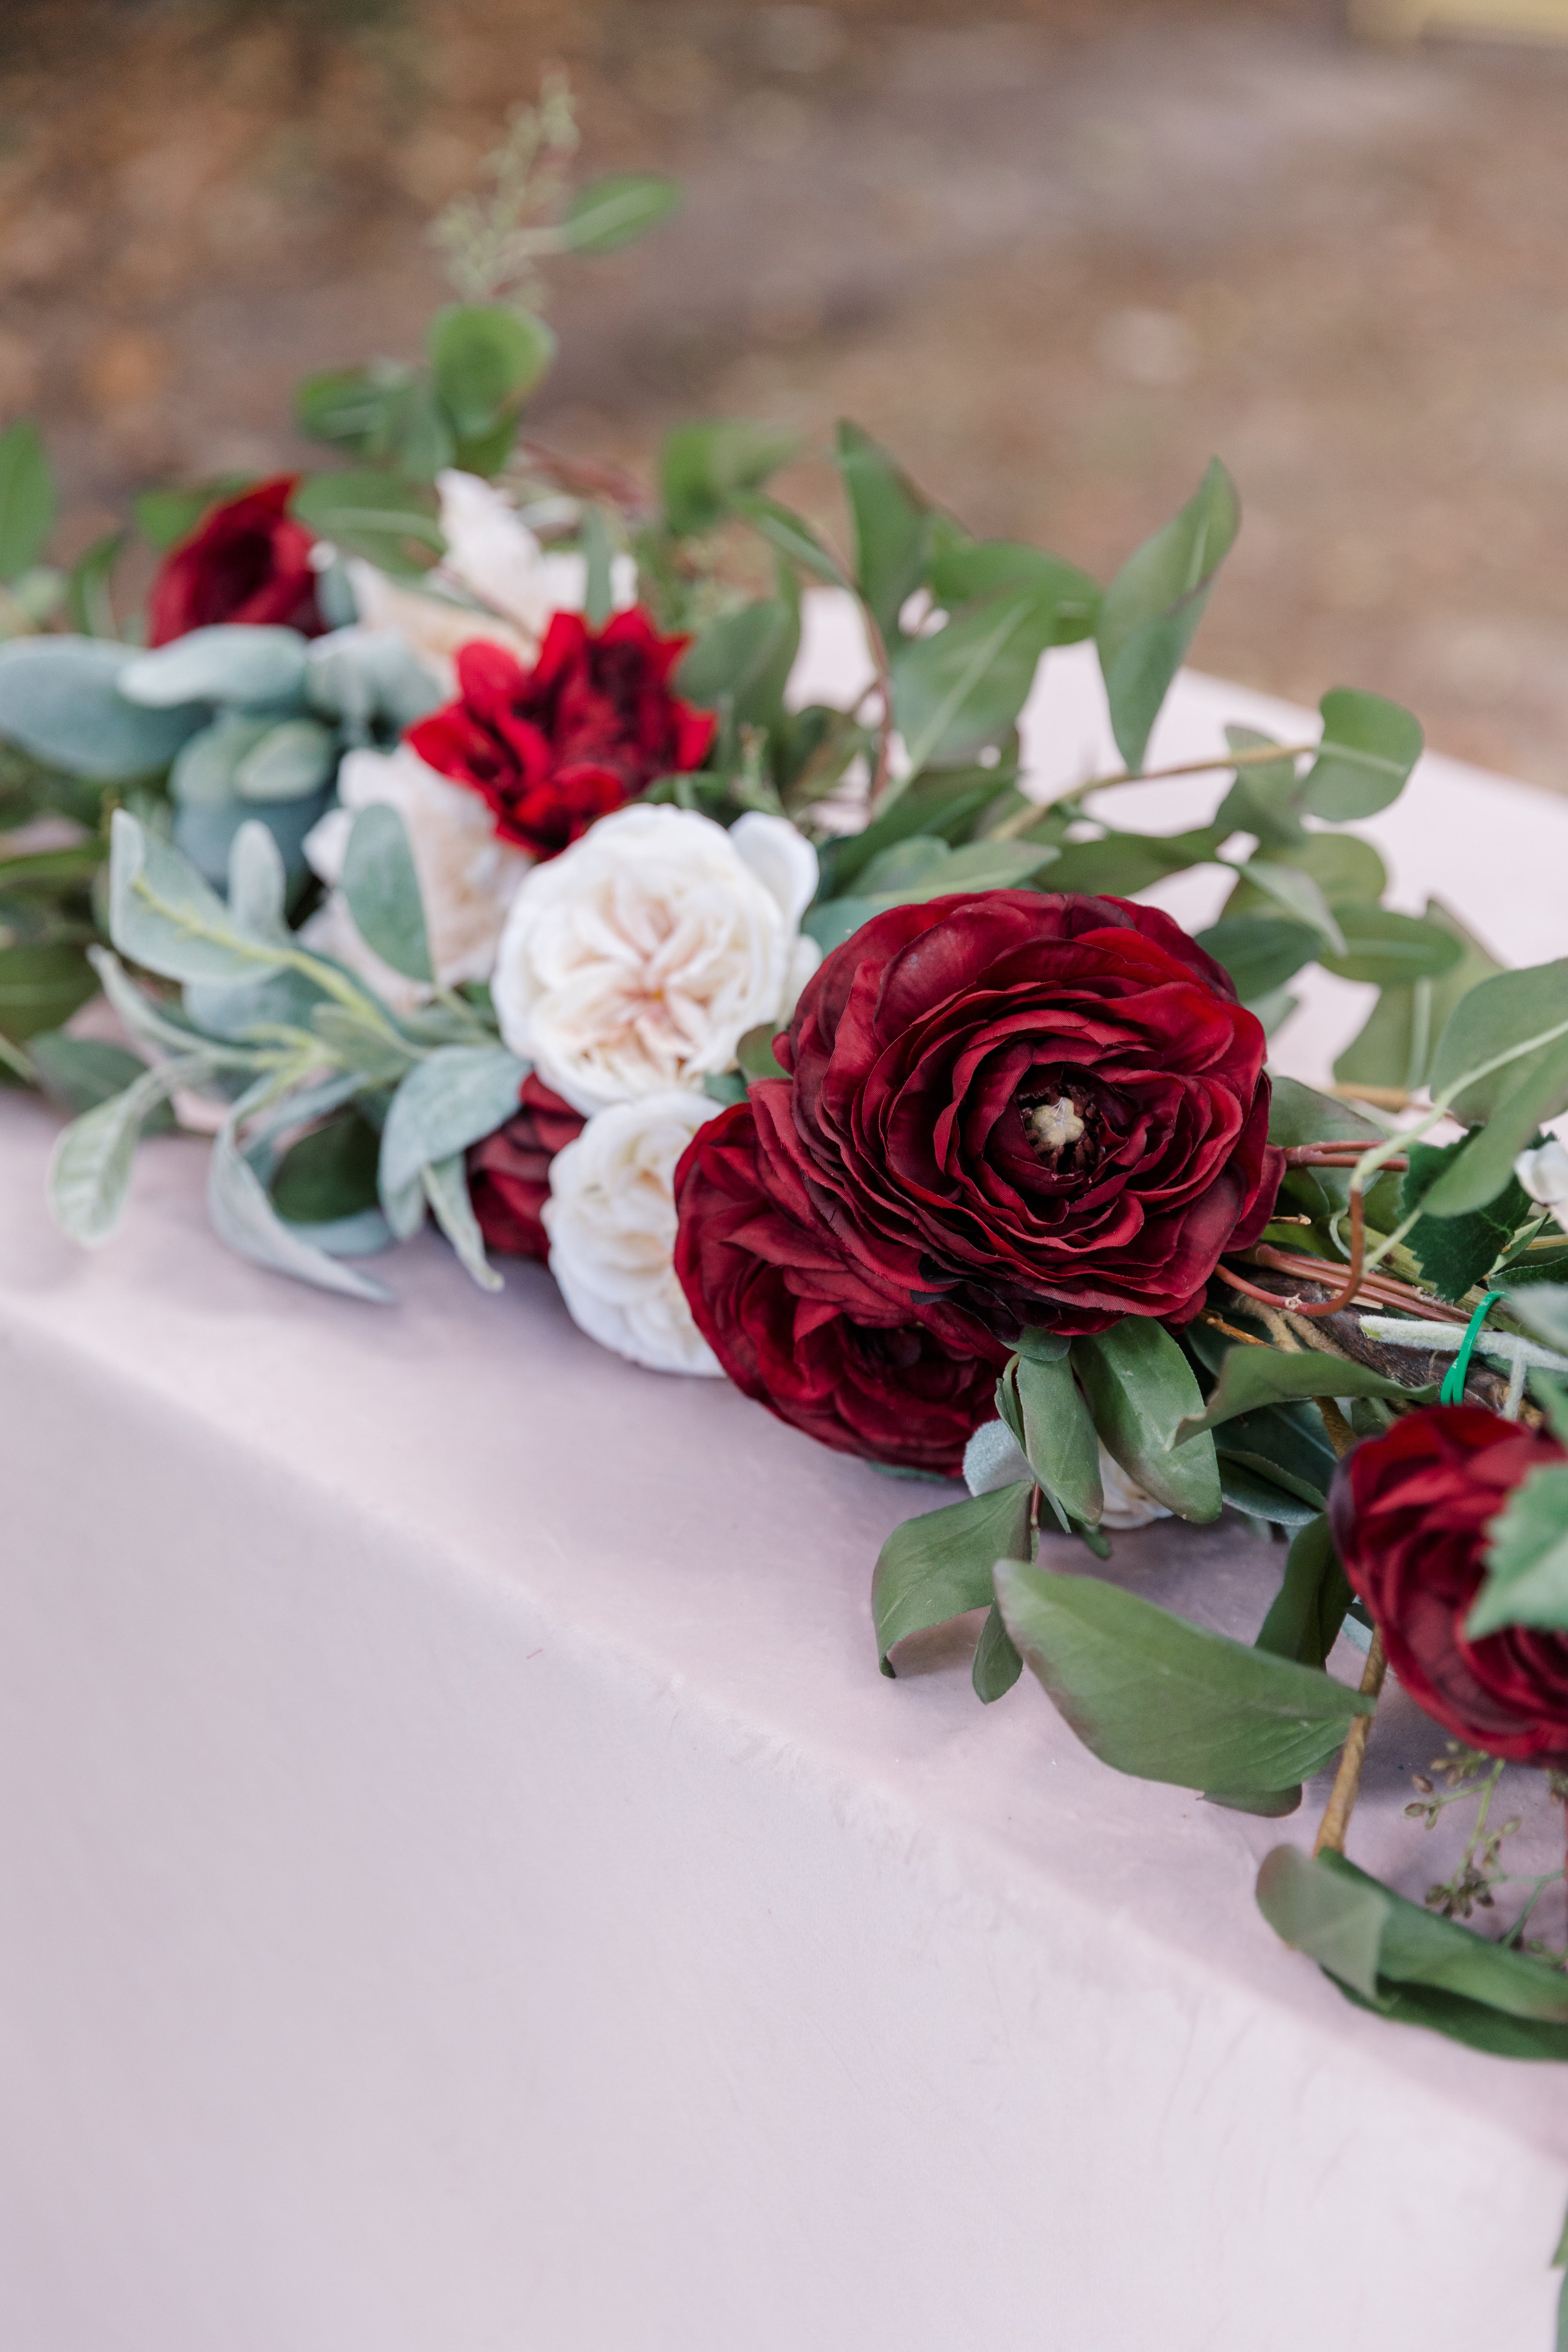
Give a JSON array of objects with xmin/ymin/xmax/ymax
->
[
  {"xmin": 466, "ymin": 1075, "xmax": 585, "ymax": 1261},
  {"xmin": 1329, "ymin": 1406, "xmax": 1568, "ymax": 1766},
  {"xmin": 406, "ymin": 609, "xmax": 717, "ymax": 862},
  {"xmin": 674, "ymin": 1092, "xmax": 1009, "ymax": 1474},
  {"xmin": 147, "ymin": 476, "xmax": 323, "ymax": 646},
  {"xmin": 756, "ymin": 890, "xmax": 1281, "ymax": 1345}
]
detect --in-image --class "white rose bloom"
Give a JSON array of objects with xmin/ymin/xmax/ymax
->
[
  {"xmin": 491, "ymin": 804, "xmax": 821, "ymax": 1117},
  {"xmin": 347, "ymin": 469, "xmax": 636, "ymax": 689},
  {"xmin": 1517, "ymin": 1139, "xmax": 1568, "ymax": 1236},
  {"xmin": 544, "ymin": 1092, "xmax": 724, "ymax": 1377},
  {"xmin": 302, "ymin": 743, "xmax": 532, "ymax": 1001},
  {"xmin": 1096, "ymin": 1449, "xmax": 1173, "ymax": 1531}
]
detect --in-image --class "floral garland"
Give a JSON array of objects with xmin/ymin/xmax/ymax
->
[{"xmin": 6, "ymin": 81, "xmax": 1568, "ymax": 2332}]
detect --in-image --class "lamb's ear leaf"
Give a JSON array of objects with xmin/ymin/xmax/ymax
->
[{"xmin": 341, "ymin": 802, "xmax": 433, "ymax": 984}]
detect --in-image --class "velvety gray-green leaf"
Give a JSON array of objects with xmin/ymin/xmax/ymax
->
[{"xmin": 341, "ymin": 802, "xmax": 433, "ymax": 984}]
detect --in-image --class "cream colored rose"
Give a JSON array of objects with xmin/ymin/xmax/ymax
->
[
  {"xmin": 1517, "ymin": 1139, "xmax": 1568, "ymax": 1236},
  {"xmin": 491, "ymin": 805, "xmax": 821, "ymax": 1117},
  {"xmin": 543, "ymin": 1092, "xmax": 723, "ymax": 1376},
  {"xmin": 347, "ymin": 469, "xmax": 636, "ymax": 689},
  {"xmin": 302, "ymin": 743, "xmax": 532, "ymax": 1004}
]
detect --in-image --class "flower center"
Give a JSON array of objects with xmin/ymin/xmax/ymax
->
[{"xmin": 1017, "ymin": 1078, "xmax": 1098, "ymax": 1173}]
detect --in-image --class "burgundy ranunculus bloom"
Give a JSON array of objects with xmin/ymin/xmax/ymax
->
[
  {"xmin": 147, "ymin": 475, "xmax": 323, "ymax": 646},
  {"xmin": 758, "ymin": 890, "xmax": 1281, "ymax": 1344},
  {"xmin": 1329, "ymin": 1406, "xmax": 1568, "ymax": 1766},
  {"xmin": 674, "ymin": 1093, "xmax": 1009, "ymax": 1474},
  {"xmin": 466, "ymin": 1075, "xmax": 585, "ymax": 1261},
  {"xmin": 406, "ymin": 610, "xmax": 717, "ymax": 863}
]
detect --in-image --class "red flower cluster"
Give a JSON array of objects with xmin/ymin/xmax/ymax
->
[
  {"xmin": 466, "ymin": 1076, "xmax": 585, "ymax": 1262},
  {"xmin": 674, "ymin": 1091, "xmax": 1008, "ymax": 1475},
  {"xmin": 1330, "ymin": 1406, "xmax": 1568, "ymax": 1765},
  {"xmin": 674, "ymin": 889, "xmax": 1281, "ymax": 1467},
  {"xmin": 407, "ymin": 610, "xmax": 715, "ymax": 862},
  {"xmin": 147, "ymin": 476, "xmax": 323, "ymax": 646}
]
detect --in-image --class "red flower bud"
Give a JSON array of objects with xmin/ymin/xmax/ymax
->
[{"xmin": 147, "ymin": 476, "xmax": 323, "ymax": 646}]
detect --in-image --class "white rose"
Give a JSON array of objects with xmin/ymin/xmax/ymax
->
[
  {"xmin": 1517, "ymin": 1139, "xmax": 1568, "ymax": 1236},
  {"xmin": 347, "ymin": 470, "xmax": 636, "ymax": 689},
  {"xmin": 303, "ymin": 743, "xmax": 532, "ymax": 1001},
  {"xmin": 491, "ymin": 804, "xmax": 821, "ymax": 1116},
  {"xmin": 543, "ymin": 1092, "xmax": 723, "ymax": 1376}
]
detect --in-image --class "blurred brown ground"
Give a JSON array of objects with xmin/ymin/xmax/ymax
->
[{"xmin": 4, "ymin": 0, "xmax": 1568, "ymax": 786}]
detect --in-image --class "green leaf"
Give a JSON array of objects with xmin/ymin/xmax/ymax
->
[
  {"xmin": 1316, "ymin": 906, "xmax": 1466, "ymax": 988},
  {"xmin": 824, "ymin": 770, "xmax": 1031, "ymax": 890},
  {"xmin": 581, "ymin": 504, "xmax": 615, "ymax": 628},
  {"xmin": 1193, "ymin": 915, "xmax": 1319, "ymax": 1001},
  {"xmin": 1401, "ymin": 1136, "xmax": 1534, "ymax": 1300},
  {"xmin": 269, "ymin": 1104, "xmax": 381, "ymax": 1225},
  {"xmin": 892, "ymin": 589, "xmax": 1060, "ymax": 772},
  {"xmin": 0, "ymin": 942, "xmax": 99, "ymax": 1041},
  {"xmin": 971, "ymin": 1604, "xmax": 1024, "ymax": 1702},
  {"xmin": 1469, "ymin": 1460, "xmax": 1568, "ymax": 1636},
  {"xmin": 1011, "ymin": 1351, "xmax": 1102, "ymax": 1529},
  {"xmin": 872, "ymin": 1479, "xmax": 1033, "ymax": 1672},
  {"xmin": 802, "ymin": 837, "xmax": 1059, "ymax": 953},
  {"xmin": 340, "ymin": 802, "xmax": 434, "ymax": 985},
  {"xmin": 1266, "ymin": 1074, "xmax": 1382, "ymax": 1217},
  {"xmin": 1431, "ymin": 960, "xmax": 1568, "ymax": 1125},
  {"xmin": 65, "ymin": 530, "xmax": 126, "ymax": 639},
  {"xmin": 1071, "ymin": 1318, "xmax": 1222, "ymax": 1522},
  {"xmin": 996, "ymin": 1559, "xmax": 1372, "ymax": 1792},
  {"xmin": 0, "ymin": 421, "xmax": 54, "ymax": 582},
  {"xmin": 289, "ymin": 472, "xmax": 444, "ymax": 577},
  {"xmin": 1095, "ymin": 458, "xmax": 1240, "ymax": 774},
  {"xmin": 48, "ymin": 1051, "xmax": 214, "ymax": 1244},
  {"xmin": 107, "ymin": 808, "xmax": 290, "ymax": 987},
  {"xmin": 1259, "ymin": 1847, "xmax": 1568, "ymax": 2024},
  {"xmin": 132, "ymin": 476, "xmax": 254, "ymax": 550},
  {"xmin": 312, "ymin": 1002, "xmax": 419, "ymax": 1088},
  {"xmin": 926, "ymin": 539, "xmax": 1099, "ymax": 646},
  {"xmin": 121, "ymin": 624, "xmax": 308, "ymax": 711},
  {"xmin": 27, "ymin": 1032, "xmax": 170, "ymax": 1123},
  {"xmin": 1225, "ymin": 858, "xmax": 1344, "ymax": 954},
  {"xmin": 208, "ymin": 1074, "xmax": 392, "ymax": 1304},
  {"xmin": 662, "ymin": 420, "xmax": 799, "ymax": 539},
  {"xmin": 1176, "ymin": 1344, "xmax": 1436, "ymax": 1441},
  {"xmin": 428, "ymin": 304, "xmax": 555, "ymax": 438},
  {"xmin": 295, "ymin": 361, "xmax": 414, "ymax": 453},
  {"xmin": 561, "ymin": 172, "xmax": 681, "ymax": 253},
  {"xmin": 1041, "ymin": 824, "xmax": 1225, "ymax": 898},
  {"xmin": 0, "ymin": 636, "xmax": 205, "ymax": 781},
  {"xmin": 734, "ymin": 494, "xmax": 848, "ymax": 588},
  {"xmin": 378, "ymin": 1044, "xmax": 528, "ymax": 1231},
  {"xmin": 1301, "ymin": 688, "xmax": 1423, "ymax": 821},
  {"xmin": 422, "ymin": 1152, "xmax": 502, "ymax": 1292},
  {"xmin": 1334, "ymin": 897, "xmax": 1501, "ymax": 1096},
  {"xmin": 1213, "ymin": 726, "xmax": 1307, "ymax": 848},
  {"xmin": 1422, "ymin": 1040, "xmax": 1568, "ymax": 1221},
  {"xmin": 736, "ymin": 1023, "xmax": 787, "ymax": 1083},
  {"xmin": 835, "ymin": 420, "xmax": 929, "ymax": 641},
  {"xmin": 677, "ymin": 597, "xmax": 799, "ymax": 730},
  {"xmin": 1256, "ymin": 1513, "xmax": 1352, "ymax": 1669},
  {"xmin": 232, "ymin": 717, "xmax": 337, "ymax": 803}
]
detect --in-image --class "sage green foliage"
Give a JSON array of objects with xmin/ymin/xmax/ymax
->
[
  {"xmin": 1176, "ymin": 1344, "xmax": 1437, "ymax": 1441},
  {"xmin": 995, "ymin": 1557, "xmax": 1372, "ymax": 1795},
  {"xmin": 662, "ymin": 420, "xmax": 799, "ymax": 539},
  {"xmin": 837, "ymin": 420, "xmax": 930, "ymax": 640},
  {"xmin": 1258, "ymin": 1848, "xmax": 1568, "ymax": 2058},
  {"xmin": 1470, "ymin": 1447, "xmax": 1568, "ymax": 1638},
  {"xmin": 1095, "ymin": 457, "xmax": 1240, "ymax": 773},
  {"xmin": 1401, "ymin": 1136, "xmax": 1534, "ymax": 1303},
  {"xmin": 0, "ymin": 421, "xmax": 54, "ymax": 584},
  {"xmin": 289, "ymin": 472, "xmax": 444, "ymax": 576},
  {"xmin": 1335, "ymin": 898, "xmax": 1500, "ymax": 1096},
  {"xmin": 1299, "ymin": 687, "xmax": 1424, "ymax": 821},
  {"xmin": 1071, "ymin": 1318, "xmax": 1221, "ymax": 1521},
  {"xmin": 269, "ymin": 1106, "xmax": 382, "ymax": 1225},
  {"xmin": 873, "ymin": 1479, "xmax": 1033, "ymax": 1672},
  {"xmin": 342, "ymin": 804, "xmax": 434, "ymax": 984},
  {"xmin": 1256, "ymin": 1513, "xmax": 1352, "ymax": 1671}
]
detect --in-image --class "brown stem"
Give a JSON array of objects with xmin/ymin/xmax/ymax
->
[
  {"xmin": 1317, "ymin": 1399, "xmax": 1357, "ymax": 1459},
  {"xmin": 1326, "ymin": 1082, "xmax": 1416, "ymax": 1111},
  {"xmin": 1038, "ymin": 738, "xmax": 1318, "ymax": 811},
  {"xmin": 1314, "ymin": 1629, "xmax": 1388, "ymax": 1857},
  {"xmin": 1248, "ymin": 1243, "xmax": 1471, "ymax": 1323},
  {"xmin": 1280, "ymin": 1145, "xmax": 1409, "ymax": 1171}
]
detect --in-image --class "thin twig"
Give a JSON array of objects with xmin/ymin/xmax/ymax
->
[{"xmin": 1314, "ymin": 1629, "xmax": 1388, "ymax": 1858}]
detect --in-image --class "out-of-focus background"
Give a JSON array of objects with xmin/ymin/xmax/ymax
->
[{"xmin": 4, "ymin": 0, "xmax": 1568, "ymax": 785}]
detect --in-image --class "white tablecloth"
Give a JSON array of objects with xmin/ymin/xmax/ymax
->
[{"xmin": 3, "ymin": 657, "xmax": 1568, "ymax": 2352}]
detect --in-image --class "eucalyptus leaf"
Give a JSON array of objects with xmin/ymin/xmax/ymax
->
[
  {"xmin": 873, "ymin": 1479, "xmax": 1033, "ymax": 1672},
  {"xmin": 1095, "ymin": 458, "xmax": 1240, "ymax": 774},
  {"xmin": 662, "ymin": 420, "xmax": 799, "ymax": 539},
  {"xmin": 1301, "ymin": 689, "xmax": 1423, "ymax": 821},
  {"xmin": 1421, "ymin": 1039, "xmax": 1568, "ymax": 1220},
  {"xmin": 429, "ymin": 303, "xmax": 554, "ymax": 438},
  {"xmin": 1041, "ymin": 825, "xmax": 1225, "ymax": 899},
  {"xmin": 926, "ymin": 539, "xmax": 1099, "ymax": 645},
  {"xmin": 269, "ymin": 1104, "xmax": 382, "ymax": 1224},
  {"xmin": 341, "ymin": 802, "xmax": 433, "ymax": 985},
  {"xmin": 1071, "ymin": 1318, "xmax": 1222, "ymax": 1522},
  {"xmin": 1335, "ymin": 898, "xmax": 1501, "ymax": 1096},
  {"xmin": 1194, "ymin": 915, "xmax": 1319, "ymax": 1001},
  {"xmin": 170, "ymin": 714, "xmax": 276, "ymax": 806},
  {"xmin": 996, "ymin": 1559, "xmax": 1372, "ymax": 1792},
  {"xmin": 233, "ymin": 717, "xmax": 337, "ymax": 802},
  {"xmin": 836, "ymin": 420, "xmax": 929, "ymax": 640},
  {"xmin": 677, "ymin": 598, "xmax": 799, "ymax": 730},
  {"xmin": 119, "ymin": 625, "xmax": 307, "ymax": 710},
  {"xmin": 1317, "ymin": 906, "xmax": 1466, "ymax": 989},
  {"xmin": 290, "ymin": 472, "xmax": 444, "ymax": 577},
  {"xmin": 892, "ymin": 588, "xmax": 1059, "ymax": 772},
  {"xmin": 0, "ymin": 637, "xmax": 204, "ymax": 781},
  {"xmin": 48, "ymin": 1051, "xmax": 214, "ymax": 1245},
  {"xmin": 1231, "ymin": 860, "xmax": 1345, "ymax": 955},
  {"xmin": 1430, "ymin": 960, "xmax": 1568, "ymax": 1126}
]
